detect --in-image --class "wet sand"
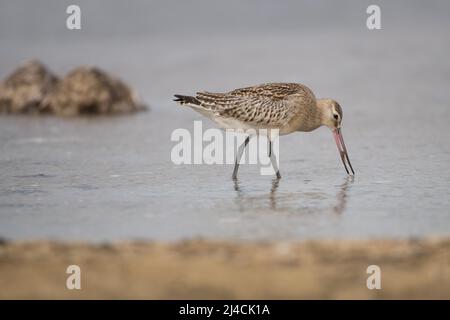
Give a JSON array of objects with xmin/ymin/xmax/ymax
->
[{"xmin": 1, "ymin": 238, "xmax": 449, "ymax": 299}]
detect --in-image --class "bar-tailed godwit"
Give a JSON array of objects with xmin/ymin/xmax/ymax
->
[{"xmin": 174, "ymin": 82, "xmax": 354, "ymax": 179}]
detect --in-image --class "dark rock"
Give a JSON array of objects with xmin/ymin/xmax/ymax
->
[
  {"xmin": 0, "ymin": 61, "xmax": 146, "ymax": 116},
  {"xmin": 0, "ymin": 60, "xmax": 58, "ymax": 114},
  {"xmin": 42, "ymin": 66, "xmax": 145, "ymax": 116}
]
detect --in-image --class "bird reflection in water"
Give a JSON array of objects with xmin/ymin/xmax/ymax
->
[
  {"xmin": 333, "ymin": 175, "xmax": 354, "ymax": 214},
  {"xmin": 269, "ymin": 178, "xmax": 280, "ymax": 210},
  {"xmin": 233, "ymin": 175, "xmax": 354, "ymax": 213},
  {"xmin": 233, "ymin": 177, "xmax": 281, "ymax": 210}
]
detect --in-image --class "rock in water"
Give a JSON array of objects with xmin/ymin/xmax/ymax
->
[
  {"xmin": 0, "ymin": 60, "xmax": 58, "ymax": 114},
  {"xmin": 0, "ymin": 61, "xmax": 146, "ymax": 116},
  {"xmin": 43, "ymin": 66, "xmax": 145, "ymax": 116}
]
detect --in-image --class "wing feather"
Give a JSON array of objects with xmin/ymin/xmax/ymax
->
[{"xmin": 193, "ymin": 83, "xmax": 315, "ymax": 127}]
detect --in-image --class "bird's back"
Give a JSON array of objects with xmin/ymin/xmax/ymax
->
[
  {"xmin": 174, "ymin": 83, "xmax": 317, "ymax": 132},
  {"xmin": 228, "ymin": 83, "xmax": 313, "ymax": 101}
]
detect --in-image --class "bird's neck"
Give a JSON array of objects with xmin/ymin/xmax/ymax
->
[
  {"xmin": 316, "ymin": 99, "xmax": 331, "ymax": 126},
  {"xmin": 289, "ymin": 100, "xmax": 324, "ymax": 133}
]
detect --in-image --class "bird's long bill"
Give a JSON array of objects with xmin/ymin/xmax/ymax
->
[{"xmin": 333, "ymin": 128, "xmax": 355, "ymax": 175}]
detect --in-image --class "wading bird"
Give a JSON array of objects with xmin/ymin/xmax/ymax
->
[{"xmin": 174, "ymin": 83, "xmax": 354, "ymax": 179}]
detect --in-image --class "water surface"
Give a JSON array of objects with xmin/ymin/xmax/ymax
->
[{"xmin": 0, "ymin": 1, "xmax": 449, "ymax": 241}]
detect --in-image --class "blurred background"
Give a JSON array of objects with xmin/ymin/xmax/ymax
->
[{"xmin": 0, "ymin": 0, "xmax": 449, "ymax": 241}]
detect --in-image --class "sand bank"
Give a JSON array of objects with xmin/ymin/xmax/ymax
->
[{"xmin": 0, "ymin": 238, "xmax": 449, "ymax": 299}]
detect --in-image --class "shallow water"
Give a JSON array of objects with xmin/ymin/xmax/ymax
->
[{"xmin": 0, "ymin": 1, "xmax": 450, "ymax": 241}]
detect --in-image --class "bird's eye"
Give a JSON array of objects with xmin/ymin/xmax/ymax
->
[{"xmin": 333, "ymin": 114, "xmax": 339, "ymax": 120}]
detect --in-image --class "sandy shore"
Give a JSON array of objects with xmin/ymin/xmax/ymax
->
[{"xmin": 0, "ymin": 238, "xmax": 449, "ymax": 299}]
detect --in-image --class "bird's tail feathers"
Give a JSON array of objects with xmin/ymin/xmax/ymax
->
[{"xmin": 173, "ymin": 94, "xmax": 201, "ymax": 106}]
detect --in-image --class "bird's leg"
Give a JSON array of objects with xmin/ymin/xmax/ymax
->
[
  {"xmin": 232, "ymin": 136, "xmax": 250, "ymax": 180},
  {"xmin": 269, "ymin": 140, "xmax": 281, "ymax": 179}
]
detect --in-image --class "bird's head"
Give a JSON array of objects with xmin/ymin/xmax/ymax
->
[
  {"xmin": 318, "ymin": 99, "xmax": 355, "ymax": 175},
  {"xmin": 318, "ymin": 99, "xmax": 343, "ymax": 130}
]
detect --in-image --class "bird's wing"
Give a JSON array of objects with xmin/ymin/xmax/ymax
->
[
  {"xmin": 194, "ymin": 83, "xmax": 315, "ymax": 127},
  {"xmin": 228, "ymin": 83, "xmax": 312, "ymax": 100}
]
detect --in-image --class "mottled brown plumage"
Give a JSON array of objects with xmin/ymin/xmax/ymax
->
[
  {"xmin": 176, "ymin": 83, "xmax": 327, "ymax": 134},
  {"xmin": 174, "ymin": 82, "xmax": 354, "ymax": 178}
]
